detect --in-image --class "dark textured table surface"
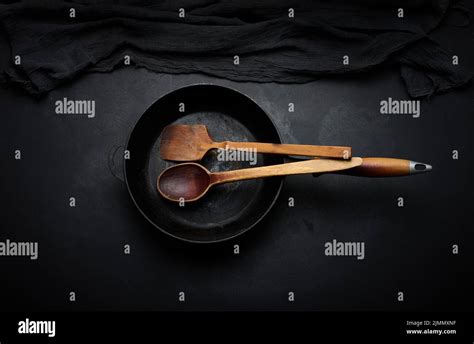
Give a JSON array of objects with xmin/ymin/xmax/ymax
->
[{"xmin": 1, "ymin": 19, "xmax": 473, "ymax": 311}]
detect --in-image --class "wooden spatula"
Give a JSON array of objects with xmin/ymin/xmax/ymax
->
[{"xmin": 160, "ymin": 124, "xmax": 351, "ymax": 161}]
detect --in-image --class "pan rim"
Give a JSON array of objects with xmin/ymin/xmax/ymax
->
[{"xmin": 124, "ymin": 82, "xmax": 284, "ymax": 244}]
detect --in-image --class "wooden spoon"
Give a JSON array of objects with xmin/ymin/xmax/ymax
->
[
  {"xmin": 160, "ymin": 124, "xmax": 351, "ymax": 161},
  {"xmin": 157, "ymin": 157, "xmax": 363, "ymax": 202}
]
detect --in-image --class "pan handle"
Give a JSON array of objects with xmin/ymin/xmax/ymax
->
[
  {"xmin": 341, "ymin": 157, "xmax": 432, "ymax": 177},
  {"xmin": 312, "ymin": 157, "xmax": 432, "ymax": 177}
]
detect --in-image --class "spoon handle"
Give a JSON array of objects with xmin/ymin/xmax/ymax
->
[
  {"xmin": 216, "ymin": 141, "xmax": 352, "ymax": 159},
  {"xmin": 210, "ymin": 158, "xmax": 363, "ymax": 185}
]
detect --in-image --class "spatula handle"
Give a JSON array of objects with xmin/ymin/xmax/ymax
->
[{"xmin": 221, "ymin": 141, "xmax": 351, "ymax": 159}]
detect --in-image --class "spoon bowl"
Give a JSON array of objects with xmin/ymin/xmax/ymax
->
[{"xmin": 158, "ymin": 163, "xmax": 211, "ymax": 202}]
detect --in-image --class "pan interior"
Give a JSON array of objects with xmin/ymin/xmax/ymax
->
[{"xmin": 125, "ymin": 85, "xmax": 283, "ymax": 243}]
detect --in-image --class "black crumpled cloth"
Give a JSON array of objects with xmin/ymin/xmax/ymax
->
[{"xmin": 0, "ymin": 0, "xmax": 471, "ymax": 97}]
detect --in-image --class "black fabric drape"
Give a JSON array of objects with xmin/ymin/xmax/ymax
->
[{"xmin": 0, "ymin": 0, "xmax": 471, "ymax": 96}]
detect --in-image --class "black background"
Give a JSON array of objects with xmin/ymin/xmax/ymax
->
[{"xmin": 0, "ymin": 6, "xmax": 473, "ymax": 313}]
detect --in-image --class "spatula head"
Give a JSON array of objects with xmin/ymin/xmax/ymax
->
[{"xmin": 160, "ymin": 124, "xmax": 214, "ymax": 161}]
